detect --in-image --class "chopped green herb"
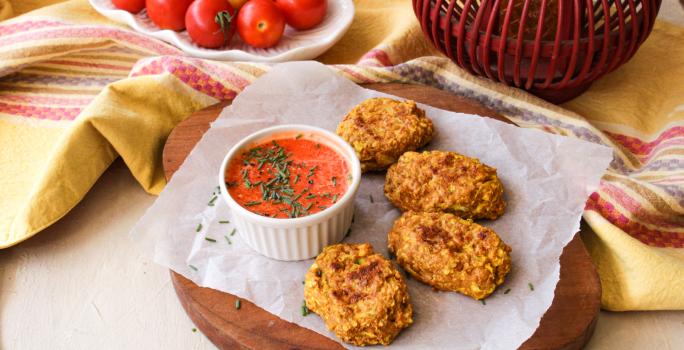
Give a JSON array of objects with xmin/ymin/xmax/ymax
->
[
  {"xmin": 230, "ymin": 228, "xmax": 237, "ymax": 236},
  {"xmin": 205, "ymin": 237, "xmax": 217, "ymax": 243},
  {"xmin": 354, "ymin": 259, "xmax": 361, "ymax": 265},
  {"xmin": 528, "ymin": 283, "xmax": 535, "ymax": 291},
  {"xmin": 196, "ymin": 223, "xmax": 203, "ymax": 232},
  {"xmin": 504, "ymin": 288, "xmax": 511, "ymax": 294},
  {"xmin": 301, "ymin": 300, "xmax": 310, "ymax": 316},
  {"xmin": 192, "ymin": 328, "xmax": 197, "ymax": 332},
  {"xmin": 481, "ymin": 299, "xmax": 486, "ymax": 305},
  {"xmin": 304, "ymin": 202, "xmax": 314, "ymax": 211},
  {"xmin": 306, "ymin": 193, "xmax": 316, "ymax": 199},
  {"xmin": 244, "ymin": 200, "xmax": 262, "ymax": 206},
  {"xmin": 332, "ymin": 194, "xmax": 338, "ymax": 203},
  {"xmin": 318, "ymin": 206, "xmax": 327, "ymax": 210},
  {"xmin": 224, "ymin": 235, "xmax": 232, "ymax": 244},
  {"xmin": 235, "ymin": 299, "xmax": 241, "ymax": 310},
  {"xmin": 315, "ymin": 143, "xmax": 320, "ymax": 149},
  {"xmin": 332, "ymin": 176, "xmax": 337, "ymax": 186},
  {"xmin": 189, "ymin": 265, "xmax": 198, "ymax": 271},
  {"xmin": 219, "ymin": 220, "xmax": 230, "ymax": 224},
  {"xmin": 208, "ymin": 195, "xmax": 218, "ymax": 206},
  {"xmin": 293, "ymin": 174, "xmax": 300, "ymax": 184},
  {"xmin": 295, "ymin": 133, "xmax": 303, "ymax": 139}
]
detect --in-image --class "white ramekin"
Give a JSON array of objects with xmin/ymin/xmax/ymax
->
[{"xmin": 219, "ymin": 124, "xmax": 361, "ymax": 261}]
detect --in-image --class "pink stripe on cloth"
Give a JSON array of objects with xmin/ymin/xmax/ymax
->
[
  {"xmin": 47, "ymin": 60, "xmax": 133, "ymax": 71},
  {"xmin": 586, "ymin": 192, "xmax": 684, "ymax": 248},
  {"xmin": 0, "ymin": 25, "xmax": 182, "ymax": 56},
  {"xmin": 600, "ymin": 181, "xmax": 684, "ymax": 229},
  {"xmin": 358, "ymin": 49, "xmax": 393, "ymax": 67},
  {"xmin": 606, "ymin": 126, "xmax": 684, "ymax": 156},
  {"xmin": 0, "ymin": 93, "xmax": 93, "ymax": 106},
  {"xmin": 130, "ymin": 56, "xmax": 240, "ymax": 100},
  {"xmin": 0, "ymin": 101, "xmax": 82, "ymax": 120},
  {"xmin": 0, "ymin": 19, "xmax": 65, "ymax": 36}
]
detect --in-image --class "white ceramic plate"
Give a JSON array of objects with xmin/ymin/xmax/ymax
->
[{"xmin": 88, "ymin": 0, "xmax": 354, "ymax": 62}]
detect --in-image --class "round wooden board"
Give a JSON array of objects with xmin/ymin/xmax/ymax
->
[{"xmin": 163, "ymin": 83, "xmax": 601, "ymax": 350}]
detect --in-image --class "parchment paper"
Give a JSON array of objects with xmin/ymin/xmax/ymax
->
[{"xmin": 131, "ymin": 61, "xmax": 613, "ymax": 349}]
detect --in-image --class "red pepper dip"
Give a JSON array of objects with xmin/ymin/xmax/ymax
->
[{"xmin": 225, "ymin": 135, "xmax": 351, "ymax": 219}]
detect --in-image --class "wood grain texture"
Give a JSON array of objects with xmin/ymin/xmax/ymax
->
[{"xmin": 163, "ymin": 83, "xmax": 601, "ymax": 350}]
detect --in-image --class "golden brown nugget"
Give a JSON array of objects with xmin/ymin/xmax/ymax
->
[
  {"xmin": 336, "ymin": 97, "xmax": 434, "ymax": 172},
  {"xmin": 388, "ymin": 211, "xmax": 511, "ymax": 300},
  {"xmin": 384, "ymin": 150, "xmax": 506, "ymax": 220},
  {"xmin": 304, "ymin": 243, "xmax": 413, "ymax": 346}
]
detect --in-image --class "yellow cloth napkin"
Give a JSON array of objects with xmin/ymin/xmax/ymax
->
[{"xmin": 1, "ymin": 0, "xmax": 682, "ymax": 311}]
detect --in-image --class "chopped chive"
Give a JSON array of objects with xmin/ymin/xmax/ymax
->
[
  {"xmin": 306, "ymin": 193, "xmax": 316, "ymax": 199},
  {"xmin": 318, "ymin": 206, "xmax": 327, "ymax": 210},
  {"xmin": 369, "ymin": 194, "xmax": 374, "ymax": 203},
  {"xmin": 189, "ymin": 265, "xmax": 198, "ymax": 271},
  {"xmin": 196, "ymin": 223, "xmax": 203, "ymax": 232},
  {"xmin": 192, "ymin": 328, "xmax": 197, "ymax": 332},
  {"xmin": 528, "ymin": 283, "xmax": 535, "ymax": 291},
  {"xmin": 224, "ymin": 235, "xmax": 232, "ymax": 244},
  {"xmin": 308, "ymin": 179, "xmax": 314, "ymax": 185},
  {"xmin": 244, "ymin": 200, "xmax": 262, "ymax": 206},
  {"xmin": 481, "ymin": 299, "xmax": 486, "ymax": 305},
  {"xmin": 230, "ymin": 228, "xmax": 237, "ymax": 236},
  {"xmin": 315, "ymin": 143, "xmax": 320, "ymax": 149},
  {"xmin": 293, "ymin": 174, "xmax": 300, "ymax": 184},
  {"xmin": 235, "ymin": 299, "xmax": 241, "ymax": 310},
  {"xmin": 219, "ymin": 220, "xmax": 230, "ymax": 224},
  {"xmin": 504, "ymin": 288, "xmax": 511, "ymax": 294},
  {"xmin": 332, "ymin": 194, "xmax": 338, "ymax": 203},
  {"xmin": 301, "ymin": 300, "xmax": 310, "ymax": 316},
  {"xmin": 208, "ymin": 195, "xmax": 218, "ymax": 206},
  {"xmin": 205, "ymin": 237, "xmax": 217, "ymax": 243},
  {"xmin": 332, "ymin": 177, "xmax": 337, "ymax": 186},
  {"xmin": 304, "ymin": 202, "xmax": 314, "ymax": 211},
  {"xmin": 295, "ymin": 133, "xmax": 303, "ymax": 139}
]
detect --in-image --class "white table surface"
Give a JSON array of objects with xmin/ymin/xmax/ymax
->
[{"xmin": 3, "ymin": 4, "xmax": 684, "ymax": 348}]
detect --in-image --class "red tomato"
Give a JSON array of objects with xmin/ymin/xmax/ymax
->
[
  {"xmin": 237, "ymin": 0, "xmax": 285, "ymax": 49},
  {"xmin": 275, "ymin": 0, "xmax": 327, "ymax": 30},
  {"xmin": 186, "ymin": 0, "xmax": 237, "ymax": 48},
  {"xmin": 146, "ymin": 0, "xmax": 194, "ymax": 31},
  {"xmin": 112, "ymin": 0, "xmax": 146, "ymax": 13}
]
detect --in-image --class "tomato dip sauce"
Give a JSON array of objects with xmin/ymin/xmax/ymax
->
[{"xmin": 225, "ymin": 135, "xmax": 350, "ymax": 219}]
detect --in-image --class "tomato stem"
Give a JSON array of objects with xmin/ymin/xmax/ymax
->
[{"xmin": 214, "ymin": 10, "xmax": 234, "ymax": 43}]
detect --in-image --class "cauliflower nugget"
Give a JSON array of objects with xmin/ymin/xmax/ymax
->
[
  {"xmin": 304, "ymin": 243, "xmax": 413, "ymax": 346},
  {"xmin": 336, "ymin": 98, "xmax": 434, "ymax": 172},
  {"xmin": 384, "ymin": 150, "xmax": 506, "ymax": 220},
  {"xmin": 388, "ymin": 211, "xmax": 511, "ymax": 300}
]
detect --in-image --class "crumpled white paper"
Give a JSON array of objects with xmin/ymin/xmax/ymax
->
[{"xmin": 131, "ymin": 61, "xmax": 613, "ymax": 349}]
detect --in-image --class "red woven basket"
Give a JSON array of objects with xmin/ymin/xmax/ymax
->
[{"xmin": 413, "ymin": 0, "xmax": 661, "ymax": 103}]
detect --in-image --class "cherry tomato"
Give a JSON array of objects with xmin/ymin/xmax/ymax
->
[
  {"xmin": 186, "ymin": 0, "xmax": 237, "ymax": 48},
  {"xmin": 112, "ymin": 0, "xmax": 146, "ymax": 13},
  {"xmin": 146, "ymin": 0, "xmax": 194, "ymax": 31},
  {"xmin": 275, "ymin": 0, "xmax": 327, "ymax": 30},
  {"xmin": 228, "ymin": 0, "xmax": 248, "ymax": 11},
  {"xmin": 237, "ymin": 0, "xmax": 285, "ymax": 49}
]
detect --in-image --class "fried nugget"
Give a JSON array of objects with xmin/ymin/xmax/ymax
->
[
  {"xmin": 384, "ymin": 150, "xmax": 506, "ymax": 220},
  {"xmin": 388, "ymin": 211, "xmax": 511, "ymax": 300},
  {"xmin": 336, "ymin": 98, "xmax": 434, "ymax": 172},
  {"xmin": 304, "ymin": 243, "xmax": 413, "ymax": 346}
]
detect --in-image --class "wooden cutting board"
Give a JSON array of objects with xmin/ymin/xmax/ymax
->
[{"xmin": 162, "ymin": 83, "xmax": 601, "ymax": 350}]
